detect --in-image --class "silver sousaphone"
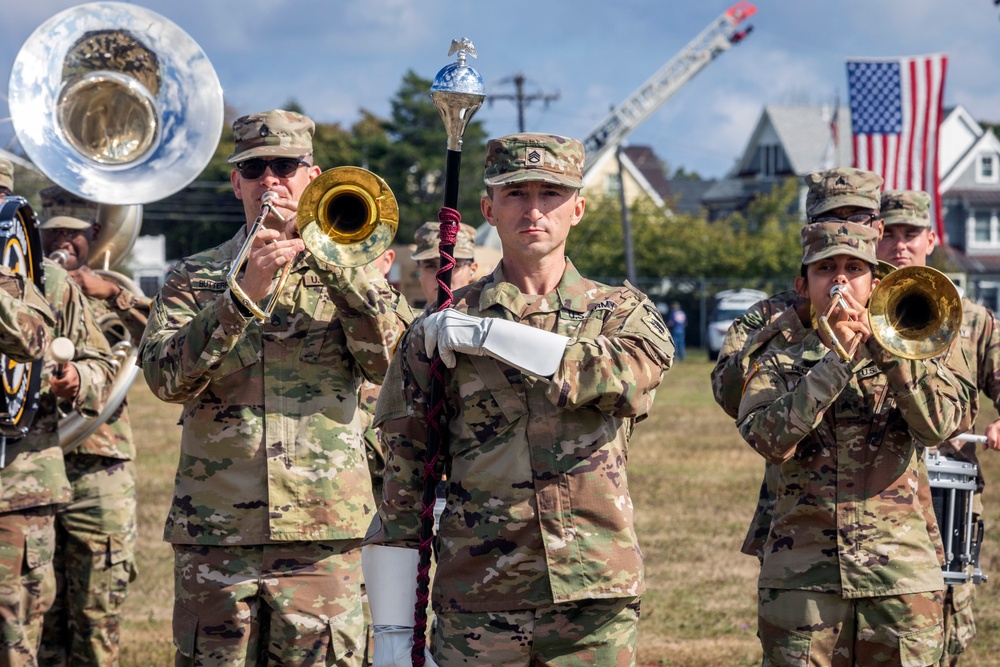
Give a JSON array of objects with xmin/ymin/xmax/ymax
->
[{"xmin": 8, "ymin": 2, "xmax": 223, "ymax": 449}]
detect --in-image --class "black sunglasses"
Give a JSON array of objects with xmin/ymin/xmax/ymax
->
[{"xmin": 236, "ymin": 157, "xmax": 308, "ymax": 180}]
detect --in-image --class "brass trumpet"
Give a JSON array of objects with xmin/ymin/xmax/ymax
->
[
  {"xmin": 817, "ymin": 265, "xmax": 963, "ymax": 362},
  {"xmin": 226, "ymin": 166, "xmax": 399, "ymax": 322}
]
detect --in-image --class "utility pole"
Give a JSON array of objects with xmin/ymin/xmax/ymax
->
[
  {"xmin": 488, "ymin": 73, "xmax": 560, "ymax": 132},
  {"xmin": 617, "ymin": 144, "xmax": 638, "ymax": 285}
]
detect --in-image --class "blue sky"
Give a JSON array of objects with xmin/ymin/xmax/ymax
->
[{"xmin": 2, "ymin": 0, "xmax": 999, "ymax": 179}]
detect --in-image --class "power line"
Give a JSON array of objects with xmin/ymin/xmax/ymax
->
[{"xmin": 488, "ymin": 73, "xmax": 560, "ymax": 133}]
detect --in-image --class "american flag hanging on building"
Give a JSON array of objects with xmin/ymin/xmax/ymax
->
[{"xmin": 846, "ymin": 54, "xmax": 948, "ymax": 239}]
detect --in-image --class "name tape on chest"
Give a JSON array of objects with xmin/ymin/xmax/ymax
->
[{"xmin": 191, "ymin": 279, "xmax": 227, "ymax": 291}]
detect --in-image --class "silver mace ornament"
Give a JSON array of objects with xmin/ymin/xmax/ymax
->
[{"xmin": 431, "ymin": 38, "xmax": 485, "ymax": 154}]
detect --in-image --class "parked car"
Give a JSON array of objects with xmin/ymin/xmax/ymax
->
[{"xmin": 706, "ymin": 288, "xmax": 768, "ymax": 361}]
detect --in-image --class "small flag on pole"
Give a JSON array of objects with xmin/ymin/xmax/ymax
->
[{"xmin": 846, "ymin": 54, "xmax": 948, "ymax": 239}]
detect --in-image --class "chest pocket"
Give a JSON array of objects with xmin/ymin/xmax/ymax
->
[
  {"xmin": 188, "ymin": 281, "xmax": 261, "ymax": 377},
  {"xmin": 299, "ymin": 288, "xmax": 337, "ymax": 364}
]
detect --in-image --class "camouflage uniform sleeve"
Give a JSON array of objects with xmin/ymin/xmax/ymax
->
[
  {"xmin": 973, "ymin": 306, "xmax": 1000, "ymax": 410},
  {"xmin": 364, "ymin": 321, "xmax": 433, "ymax": 548},
  {"xmin": 320, "ymin": 262, "xmax": 415, "ymax": 385},
  {"xmin": 867, "ymin": 341, "xmax": 975, "ymax": 447},
  {"xmin": 711, "ymin": 301, "xmax": 770, "ymax": 412},
  {"xmin": 138, "ymin": 261, "xmax": 253, "ymax": 403},
  {"xmin": 737, "ymin": 348, "xmax": 852, "ymax": 464},
  {"xmin": 0, "ymin": 270, "xmax": 53, "ymax": 362},
  {"xmin": 547, "ymin": 293, "xmax": 673, "ymax": 419},
  {"xmin": 108, "ymin": 287, "xmax": 152, "ymax": 342},
  {"xmin": 59, "ymin": 279, "xmax": 115, "ymax": 418}
]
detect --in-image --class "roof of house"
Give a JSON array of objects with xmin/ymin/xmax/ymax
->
[
  {"xmin": 623, "ymin": 146, "xmax": 671, "ymax": 201},
  {"xmin": 666, "ymin": 178, "xmax": 716, "ymax": 216},
  {"xmin": 734, "ymin": 105, "xmax": 852, "ymax": 176},
  {"xmin": 944, "ymin": 189, "xmax": 1000, "ymax": 207}
]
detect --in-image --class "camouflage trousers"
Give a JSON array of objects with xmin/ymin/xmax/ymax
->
[
  {"xmin": 172, "ymin": 540, "xmax": 365, "ymax": 667},
  {"xmin": 758, "ymin": 588, "xmax": 944, "ymax": 667},
  {"xmin": 0, "ymin": 506, "xmax": 57, "ymax": 667},
  {"xmin": 939, "ymin": 583, "xmax": 977, "ymax": 666},
  {"xmin": 432, "ymin": 597, "xmax": 640, "ymax": 667},
  {"xmin": 38, "ymin": 454, "xmax": 137, "ymax": 667}
]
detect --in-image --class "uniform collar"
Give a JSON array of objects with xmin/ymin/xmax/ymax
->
[{"xmin": 478, "ymin": 258, "xmax": 590, "ymax": 315}]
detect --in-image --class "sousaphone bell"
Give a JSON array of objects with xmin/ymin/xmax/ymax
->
[{"xmin": 8, "ymin": 2, "xmax": 223, "ymax": 449}]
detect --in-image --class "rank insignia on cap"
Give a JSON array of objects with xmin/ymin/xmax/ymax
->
[
  {"xmin": 527, "ymin": 148, "xmax": 542, "ymax": 165},
  {"xmin": 259, "ymin": 124, "xmax": 270, "ymax": 137}
]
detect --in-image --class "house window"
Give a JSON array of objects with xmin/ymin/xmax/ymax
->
[
  {"xmin": 978, "ymin": 154, "xmax": 998, "ymax": 183},
  {"xmin": 974, "ymin": 211, "xmax": 992, "ymax": 242},
  {"xmin": 759, "ymin": 145, "xmax": 785, "ymax": 177},
  {"xmin": 969, "ymin": 208, "xmax": 1000, "ymax": 248}
]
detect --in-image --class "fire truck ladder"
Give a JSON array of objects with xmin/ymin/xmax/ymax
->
[{"xmin": 582, "ymin": 1, "xmax": 757, "ymax": 173}]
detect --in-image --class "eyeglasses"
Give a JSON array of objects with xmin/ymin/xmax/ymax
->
[
  {"xmin": 811, "ymin": 212, "xmax": 880, "ymax": 225},
  {"xmin": 236, "ymin": 158, "xmax": 309, "ymax": 180}
]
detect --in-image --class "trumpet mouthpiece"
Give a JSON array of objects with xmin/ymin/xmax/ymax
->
[
  {"xmin": 262, "ymin": 191, "xmax": 278, "ymax": 205},
  {"xmin": 49, "ymin": 249, "xmax": 70, "ymax": 266}
]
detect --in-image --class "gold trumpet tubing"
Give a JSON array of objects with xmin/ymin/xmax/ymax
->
[
  {"xmin": 226, "ymin": 193, "xmax": 291, "ymax": 322},
  {"xmin": 817, "ymin": 286, "xmax": 862, "ymax": 363}
]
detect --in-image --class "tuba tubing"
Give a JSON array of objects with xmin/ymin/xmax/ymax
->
[{"xmin": 56, "ymin": 271, "xmax": 142, "ymax": 453}]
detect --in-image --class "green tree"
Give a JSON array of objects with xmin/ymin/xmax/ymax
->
[{"xmin": 570, "ymin": 178, "xmax": 801, "ymax": 284}]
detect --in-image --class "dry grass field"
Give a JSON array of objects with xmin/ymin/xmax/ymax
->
[{"xmin": 119, "ymin": 354, "xmax": 1000, "ymax": 666}]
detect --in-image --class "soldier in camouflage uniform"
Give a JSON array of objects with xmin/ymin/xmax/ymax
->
[
  {"xmin": 362, "ymin": 133, "xmax": 674, "ymax": 667},
  {"xmin": 876, "ymin": 189, "xmax": 1000, "ymax": 666},
  {"xmin": 711, "ymin": 168, "xmax": 885, "ymax": 560},
  {"xmin": 412, "ymin": 222, "xmax": 478, "ymax": 308},
  {"xmin": 138, "ymin": 109, "xmax": 413, "ymax": 667},
  {"xmin": 36, "ymin": 186, "xmax": 149, "ymax": 667},
  {"xmin": 738, "ymin": 221, "xmax": 975, "ymax": 665},
  {"xmin": 0, "ymin": 158, "xmax": 115, "ymax": 667}
]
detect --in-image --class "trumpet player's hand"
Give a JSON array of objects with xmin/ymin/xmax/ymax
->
[
  {"xmin": 49, "ymin": 362, "xmax": 81, "ymax": 401},
  {"xmin": 819, "ymin": 289, "xmax": 871, "ymax": 357},
  {"xmin": 69, "ymin": 265, "xmax": 120, "ymax": 301},
  {"xmin": 983, "ymin": 419, "xmax": 1000, "ymax": 451},
  {"xmin": 240, "ymin": 227, "xmax": 304, "ymax": 304}
]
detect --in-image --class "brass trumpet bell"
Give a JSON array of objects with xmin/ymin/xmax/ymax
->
[
  {"xmin": 869, "ymin": 265, "xmax": 963, "ymax": 360},
  {"xmin": 875, "ymin": 260, "xmax": 897, "ymax": 281},
  {"xmin": 297, "ymin": 167, "xmax": 399, "ymax": 268}
]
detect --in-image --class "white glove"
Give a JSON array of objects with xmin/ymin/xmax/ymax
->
[
  {"xmin": 372, "ymin": 627, "xmax": 438, "ymax": 667},
  {"xmin": 422, "ymin": 309, "xmax": 569, "ymax": 378},
  {"xmin": 362, "ymin": 545, "xmax": 438, "ymax": 667}
]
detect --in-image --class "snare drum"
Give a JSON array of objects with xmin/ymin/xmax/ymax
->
[{"xmin": 926, "ymin": 450, "xmax": 979, "ymax": 585}]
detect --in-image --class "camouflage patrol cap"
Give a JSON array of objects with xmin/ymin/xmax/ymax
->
[
  {"xmin": 411, "ymin": 222, "xmax": 477, "ymax": 261},
  {"xmin": 484, "ymin": 133, "xmax": 585, "ymax": 189},
  {"xmin": 38, "ymin": 185, "xmax": 94, "ymax": 230},
  {"xmin": 0, "ymin": 158, "xmax": 12, "ymax": 192},
  {"xmin": 227, "ymin": 109, "xmax": 315, "ymax": 164},
  {"xmin": 881, "ymin": 190, "xmax": 931, "ymax": 228},
  {"xmin": 801, "ymin": 221, "xmax": 878, "ymax": 265},
  {"xmin": 805, "ymin": 168, "xmax": 884, "ymax": 217}
]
